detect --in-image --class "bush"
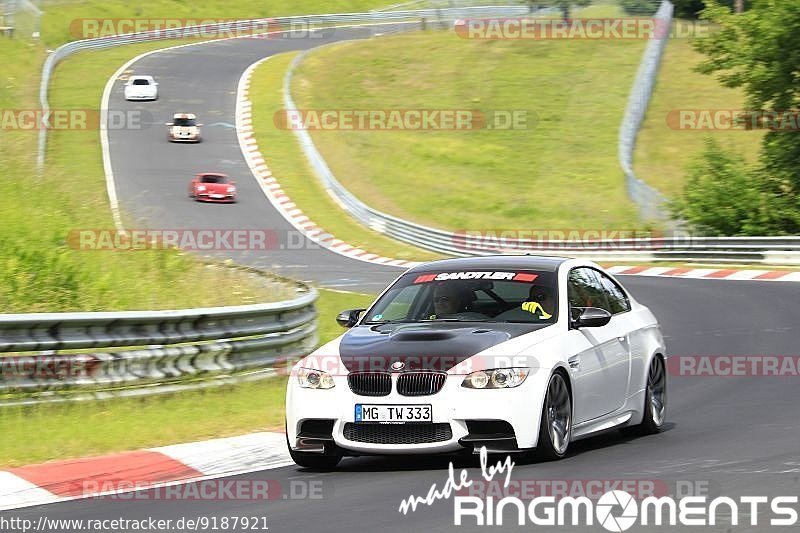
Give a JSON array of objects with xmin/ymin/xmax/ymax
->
[{"xmin": 670, "ymin": 139, "xmax": 768, "ymax": 235}]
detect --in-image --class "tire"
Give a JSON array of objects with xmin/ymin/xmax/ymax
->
[
  {"xmin": 285, "ymin": 427, "xmax": 341, "ymax": 470},
  {"xmin": 635, "ymin": 355, "xmax": 667, "ymax": 435},
  {"xmin": 534, "ymin": 371, "xmax": 572, "ymax": 461}
]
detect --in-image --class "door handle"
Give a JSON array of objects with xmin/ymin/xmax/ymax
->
[{"xmin": 568, "ymin": 356, "xmax": 581, "ymax": 371}]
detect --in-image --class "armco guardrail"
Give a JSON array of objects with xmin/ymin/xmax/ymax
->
[
  {"xmin": 618, "ymin": 0, "xmax": 673, "ymax": 224},
  {"xmin": 36, "ymin": 5, "xmax": 532, "ymax": 170},
  {"xmin": 0, "ymin": 284, "xmax": 318, "ymax": 406}
]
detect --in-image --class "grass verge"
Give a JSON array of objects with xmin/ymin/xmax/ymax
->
[
  {"xmin": 0, "ymin": 288, "xmax": 376, "ymax": 467},
  {"xmin": 1, "ymin": 39, "xmax": 296, "ymax": 311},
  {"xmin": 248, "ymin": 52, "xmax": 440, "ymax": 262},
  {"xmin": 290, "ymin": 22, "xmax": 648, "ymax": 232},
  {"xmin": 633, "ymin": 33, "xmax": 763, "ymax": 198}
]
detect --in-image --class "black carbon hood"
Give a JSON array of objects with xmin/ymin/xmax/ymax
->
[{"xmin": 338, "ymin": 322, "xmax": 546, "ymax": 372}]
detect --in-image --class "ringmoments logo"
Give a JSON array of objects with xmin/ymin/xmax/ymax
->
[{"xmin": 454, "ymin": 490, "xmax": 800, "ymax": 529}]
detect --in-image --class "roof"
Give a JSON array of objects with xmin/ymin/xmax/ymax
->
[
  {"xmin": 172, "ymin": 113, "xmax": 197, "ymax": 119},
  {"xmin": 406, "ymin": 255, "xmax": 571, "ymax": 274}
]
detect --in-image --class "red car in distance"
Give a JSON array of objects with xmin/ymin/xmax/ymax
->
[{"xmin": 188, "ymin": 173, "xmax": 237, "ymax": 203}]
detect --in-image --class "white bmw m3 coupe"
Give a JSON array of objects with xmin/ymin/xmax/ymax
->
[{"xmin": 286, "ymin": 256, "xmax": 667, "ymax": 469}]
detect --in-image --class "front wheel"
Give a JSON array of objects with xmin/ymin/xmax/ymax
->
[
  {"xmin": 534, "ymin": 372, "xmax": 572, "ymax": 461},
  {"xmin": 636, "ymin": 356, "xmax": 667, "ymax": 434}
]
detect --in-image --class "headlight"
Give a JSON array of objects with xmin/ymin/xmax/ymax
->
[
  {"xmin": 227, "ymin": 186, "xmax": 236, "ymax": 193},
  {"xmin": 297, "ymin": 368, "xmax": 335, "ymax": 389},
  {"xmin": 197, "ymin": 185, "xmax": 206, "ymax": 191},
  {"xmin": 462, "ymin": 368, "xmax": 529, "ymax": 389}
]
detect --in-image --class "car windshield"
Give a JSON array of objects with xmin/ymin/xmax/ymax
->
[
  {"xmin": 174, "ymin": 117, "xmax": 196, "ymax": 127},
  {"xmin": 363, "ymin": 270, "xmax": 558, "ymax": 324},
  {"xmin": 200, "ymin": 175, "xmax": 227, "ymax": 184},
  {"xmin": 132, "ymin": 79, "xmax": 151, "ymax": 85}
]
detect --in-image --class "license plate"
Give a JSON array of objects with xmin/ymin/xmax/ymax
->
[
  {"xmin": 355, "ymin": 404, "xmax": 432, "ymax": 423},
  {"xmin": 210, "ymin": 194, "xmax": 224, "ymax": 198}
]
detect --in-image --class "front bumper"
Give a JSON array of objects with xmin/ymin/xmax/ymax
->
[
  {"xmin": 125, "ymin": 94, "xmax": 157, "ymax": 101},
  {"xmin": 196, "ymin": 193, "xmax": 236, "ymax": 203},
  {"xmin": 286, "ymin": 372, "xmax": 548, "ymax": 456}
]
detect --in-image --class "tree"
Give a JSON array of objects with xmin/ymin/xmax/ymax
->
[
  {"xmin": 537, "ymin": 0, "xmax": 591, "ymax": 21},
  {"xmin": 671, "ymin": 0, "xmax": 751, "ymax": 19},
  {"xmin": 692, "ymin": 0, "xmax": 800, "ymax": 233}
]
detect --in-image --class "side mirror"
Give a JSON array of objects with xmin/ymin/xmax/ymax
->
[
  {"xmin": 336, "ymin": 308, "xmax": 366, "ymax": 328},
  {"xmin": 165, "ymin": 122, "xmax": 173, "ymax": 126},
  {"xmin": 571, "ymin": 307, "xmax": 612, "ymax": 329},
  {"xmin": 197, "ymin": 123, "xmax": 204, "ymax": 127}
]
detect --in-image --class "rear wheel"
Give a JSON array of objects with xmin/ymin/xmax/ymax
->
[{"xmin": 535, "ymin": 372, "xmax": 572, "ymax": 461}]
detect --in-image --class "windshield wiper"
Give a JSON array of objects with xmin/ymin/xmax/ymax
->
[{"xmin": 419, "ymin": 317, "xmax": 496, "ymax": 322}]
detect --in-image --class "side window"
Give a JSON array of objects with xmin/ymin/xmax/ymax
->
[
  {"xmin": 567, "ymin": 268, "xmax": 594, "ymax": 308},
  {"xmin": 568, "ymin": 268, "xmax": 611, "ymax": 313},
  {"xmin": 594, "ymin": 270, "xmax": 631, "ymax": 314}
]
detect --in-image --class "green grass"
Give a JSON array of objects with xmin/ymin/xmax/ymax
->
[
  {"xmin": 0, "ymin": 378, "xmax": 287, "ymax": 467},
  {"xmin": 1, "ymin": 39, "xmax": 300, "ymax": 311},
  {"xmin": 39, "ymin": 0, "xmax": 391, "ymax": 48},
  {"xmin": 0, "ymin": 288, "xmax": 376, "ymax": 467},
  {"xmin": 248, "ymin": 53, "xmax": 440, "ymax": 262},
  {"xmin": 291, "ymin": 28, "xmax": 649, "ymax": 232},
  {"xmin": 633, "ymin": 32, "xmax": 763, "ymax": 198}
]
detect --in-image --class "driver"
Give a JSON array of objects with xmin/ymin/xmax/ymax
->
[
  {"xmin": 433, "ymin": 283, "xmax": 468, "ymax": 316},
  {"xmin": 527, "ymin": 285, "xmax": 555, "ymax": 317},
  {"xmin": 431, "ymin": 283, "xmax": 488, "ymax": 320}
]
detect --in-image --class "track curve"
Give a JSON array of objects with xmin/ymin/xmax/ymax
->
[
  {"xmin": 5, "ymin": 26, "xmax": 800, "ymax": 533},
  {"xmin": 107, "ymin": 25, "xmax": 411, "ymax": 292}
]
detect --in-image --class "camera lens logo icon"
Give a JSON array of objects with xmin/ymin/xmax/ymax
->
[{"xmin": 596, "ymin": 490, "xmax": 638, "ymax": 532}]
